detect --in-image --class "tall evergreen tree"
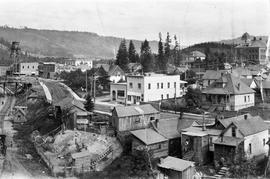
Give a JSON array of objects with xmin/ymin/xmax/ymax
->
[
  {"xmin": 128, "ymin": 40, "xmax": 139, "ymax": 63},
  {"xmin": 164, "ymin": 32, "xmax": 171, "ymax": 64},
  {"xmin": 84, "ymin": 94, "xmax": 94, "ymax": 112},
  {"xmin": 116, "ymin": 39, "xmax": 129, "ymax": 71},
  {"xmin": 140, "ymin": 39, "xmax": 154, "ymax": 73},
  {"xmin": 157, "ymin": 32, "xmax": 165, "ymax": 72}
]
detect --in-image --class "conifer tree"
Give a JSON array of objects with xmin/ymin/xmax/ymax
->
[
  {"xmin": 116, "ymin": 39, "xmax": 129, "ymax": 71},
  {"xmin": 157, "ymin": 32, "xmax": 165, "ymax": 72},
  {"xmin": 140, "ymin": 39, "xmax": 154, "ymax": 73},
  {"xmin": 128, "ymin": 40, "xmax": 139, "ymax": 63},
  {"xmin": 164, "ymin": 32, "xmax": 171, "ymax": 62},
  {"xmin": 84, "ymin": 94, "xmax": 94, "ymax": 112}
]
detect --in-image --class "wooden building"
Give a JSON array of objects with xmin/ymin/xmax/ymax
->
[
  {"xmin": 130, "ymin": 128, "xmax": 168, "ymax": 159},
  {"xmin": 158, "ymin": 156, "xmax": 195, "ymax": 179},
  {"xmin": 111, "ymin": 104, "xmax": 160, "ymax": 132}
]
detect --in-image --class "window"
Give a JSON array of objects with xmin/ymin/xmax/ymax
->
[
  {"xmin": 248, "ymin": 95, "xmax": 250, "ymax": 102},
  {"xmin": 208, "ymin": 80, "xmax": 211, "ymax": 86},
  {"xmin": 129, "ymin": 83, "xmax": 133, "ymax": 88},
  {"xmin": 161, "ymin": 94, "xmax": 163, "ymax": 100},
  {"xmin": 167, "ymin": 82, "xmax": 170, "ymax": 88},
  {"xmin": 27, "ymin": 66, "xmax": 29, "ymax": 69},
  {"xmin": 150, "ymin": 117, "xmax": 155, "ymax": 121},
  {"xmin": 167, "ymin": 94, "xmax": 169, "ymax": 99},
  {"xmin": 157, "ymin": 83, "xmax": 159, "ymax": 89},
  {"xmin": 32, "ymin": 66, "xmax": 34, "ymax": 69},
  {"xmin": 128, "ymin": 95, "xmax": 131, "ymax": 101},
  {"xmin": 249, "ymin": 143, "xmax": 252, "ymax": 154},
  {"xmin": 22, "ymin": 66, "xmax": 24, "ymax": 69},
  {"xmin": 232, "ymin": 126, "xmax": 236, "ymax": 137},
  {"xmin": 135, "ymin": 118, "xmax": 140, "ymax": 123},
  {"xmin": 161, "ymin": 83, "xmax": 163, "ymax": 89},
  {"xmin": 117, "ymin": 90, "xmax": 125, "ymax": 97},
  {"xmin": 174, "ymin": 82, "xmax": 176, "ymax": 88},
  {"xmin": 138, "ymin": 83, "xmax": 141, "ymax": 89},
  {"xmin": 148, "ymin": 83, "xmax": 151, "ymax": 89},
  {"xmin": 244, "ymin": 96, "xmax": 247, "ymax": 102},
  {"xmin": 263, "ymin": 139, "xmax": 266, "ymax": 146}
]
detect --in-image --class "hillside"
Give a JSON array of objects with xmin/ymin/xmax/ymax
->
[
  {"xmin": 0, "ymin": 26, "xmax": 158, "ymax": 58},
  {"xmin": 219, "ymin": 35, "xmax": 268, "ymax": 45}
]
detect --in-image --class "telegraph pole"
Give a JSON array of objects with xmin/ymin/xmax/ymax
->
[
  {"xmin": 93, "ymin": 74, "xmax": 96, "ymax": 103},
  {"xmin": 85, "ymin": 70, "xmax": 88, "ymax": 93}
]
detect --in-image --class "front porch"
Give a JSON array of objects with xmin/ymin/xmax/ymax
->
[{"xmin": 202, "ymin": 94, "xmax": 232, "ymax": 111}]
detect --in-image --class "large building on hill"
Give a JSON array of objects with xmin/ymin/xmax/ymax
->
[
  {"xmin": 235, "ymin": 35, "xmax": 270, "ymax": 65},
  {"xmin": 202, "ymin": 73, "xmax": 255, "ymax": 111}
]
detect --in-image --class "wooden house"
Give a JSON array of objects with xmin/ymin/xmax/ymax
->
[
  {"xmin": 158, "ymin": 156, "xmax": 195, "ymax": 179},
  {"xmin": 111, "ymin": 104, "xmax": 160, "ymax": 133},
  {"xmin": 130, "ymin": 128, "xmax": 168, "ymax": 159}
]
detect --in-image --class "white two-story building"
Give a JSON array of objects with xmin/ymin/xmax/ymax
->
[{"xmin": 126, "ymin": 73, "xmax": 187, "ymax": 105}]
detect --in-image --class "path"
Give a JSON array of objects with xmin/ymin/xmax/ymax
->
[{"xmin": 0, "ymin": 96, "xmax": 34, "ymax": 178}]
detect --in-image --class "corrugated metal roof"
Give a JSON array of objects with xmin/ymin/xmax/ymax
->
[
  {"xmin": 114, "ymin": 104, "xmax": 159, "ymax": 118},
  {"xmin": 131, "ymin": 128, "xmax": 167, "ymax": 145},
  {"xmin": 158, "ymin": 156, "xmax": 194, "ymax": 172}
]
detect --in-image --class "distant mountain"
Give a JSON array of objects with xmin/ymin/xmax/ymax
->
[{"xmin": 0, "ymin": 26, "xmax": 159, "ymax": 58}]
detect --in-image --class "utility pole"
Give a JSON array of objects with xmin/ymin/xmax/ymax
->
[
  {"xmin": 86, "ymin": 70, "xmax": 88, "ymax": 94},
  {"xmin": 93, "ymin": 74, "xmax": 96, "ymax": 103}
]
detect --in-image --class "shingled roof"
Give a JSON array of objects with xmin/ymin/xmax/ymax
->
[
  {"xmin": 219, "ymin": 114, "xmax": 268, "ymax": 136},
  {"xmin": 131, "ymin": 128, "xmax": 167, "ymax": 145},
  {"xmin": 202, "ymin": 73, "xmax": 255, "ymax": 95},
  {"xmin": 113, "ymin": 104, "xmax": 159, "ymax": 118}
]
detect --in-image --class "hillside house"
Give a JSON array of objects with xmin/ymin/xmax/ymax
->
[
  {"xmin": 235, "ymin": 35, "xmax": 270, "ymax": 65},
  {"xmin": 158, "ymin": 156, "xmax": 195, "ymax": 179},
  {"xmin": 213, "ymin": 114, "xmax": 269, "ymax": 165},
  {"xmin": 127, "ymin": 63, "xmax": 142, "ymax": 74},
  {"xmin": 202, "ymin": 73, "xmax": 255, "ymax": 111},
  {"xmin": 111, "ymin": 104, "xmax": 160, "ymax": 133},
  {"xmin": 202, "ymin": 70, "xmax": 227, "ymax": 88},
  {"xmin": 98, "ymin": 64, "xmax": 125, "ymax": 83},
  {"xmin": 126, "ymin": 73, "xmax": 187, "ymax": 105},
  {"xmin": 131, "ymin": 128, "xmax": 168, "ymax": 158}
]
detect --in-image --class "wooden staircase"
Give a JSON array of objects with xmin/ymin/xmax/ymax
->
[{"xmin": 214, "ymin": 166, "xmax": 229, "ymax": 178}]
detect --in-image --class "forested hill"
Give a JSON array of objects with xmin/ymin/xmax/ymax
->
[{"xmin": 0, "ymin": 26, "xmax": 158, "ymax": 58}]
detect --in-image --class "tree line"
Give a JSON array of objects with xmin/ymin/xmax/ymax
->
[{"xmin": 115, "ymin": 32, "xmax": 182, "ymax": 73}]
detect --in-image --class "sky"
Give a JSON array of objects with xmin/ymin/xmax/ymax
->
[{"xmin": 0, "ymin": 0, "xmax": 270, "ymax": 45}]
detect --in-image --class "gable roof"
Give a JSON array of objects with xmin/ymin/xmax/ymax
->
[
  {"xmin": 15, "ymin": 108, "xmax": 26, "ymax": 116},
  {"xmin": 113, "ymin": 104, "xmax": 159, "ymax": 118},
  {"xmin": 236, "ymin": 39, "xmax": 267, "ymax": 48},
  {"xmin": 202, "ymin": 73, "xmax": 255, "ymax": 95},
  {"xmin": 240, "ymin": 78, "xmax": 253, "ymax": 87},
  {"xmin": 218, "ymin": 114, "xmax": 268, "ymax": 136},
  {"xmin": 96, "ymin": 64, "xmax": 110, "ymax": 72},
  {"xmin": 130, "ymin": 128, "xmax": 167, "ymax": 145},
  {"xmin": 108, "ymin": 65, "xmax": 125, "ymax": 76},
  {"xmin": 155, "ymin": 118, "xmax": 181, "ymax": 139},
  {"xmin": 202, "ymin": 70, "xmax": 224, "ymax": 80},
  {"xmin": 158, "ymin": 156, "xmax": 194, "ymax": 172}
]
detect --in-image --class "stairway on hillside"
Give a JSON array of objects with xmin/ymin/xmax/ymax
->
[{"xmin": 214, "ymin": 166, "xmax": 229, "ymax": 178}]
